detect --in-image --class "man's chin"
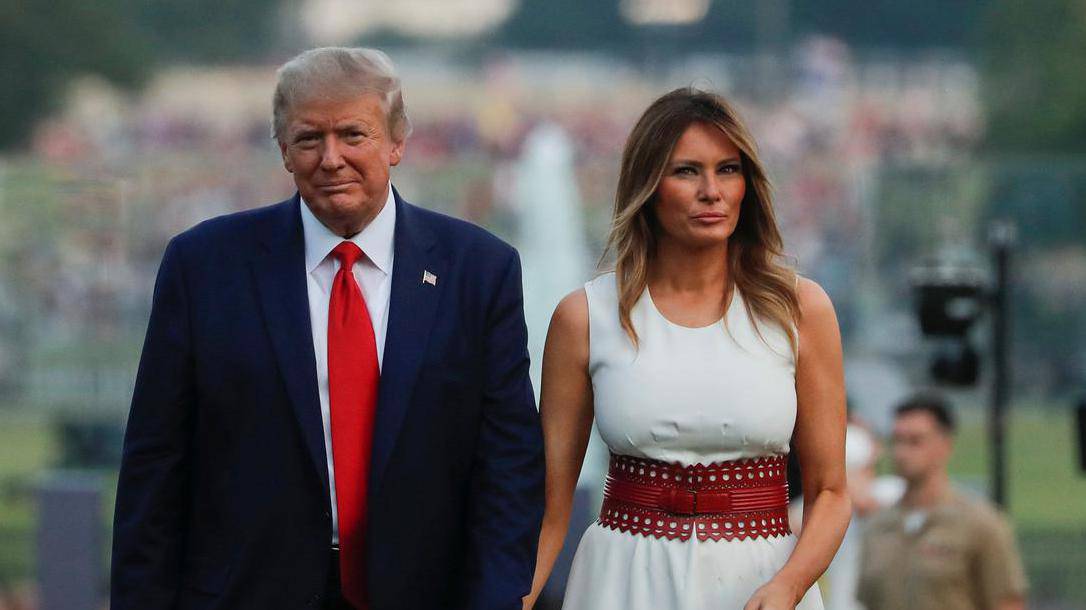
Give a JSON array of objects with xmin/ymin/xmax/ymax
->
[
  {"xmin": 306, "ymin": 192, "xmax": 367, "ymax": 215},
  {"xmin": 325, "ymin": 191, "xmax": 366, "ymax": 209}
]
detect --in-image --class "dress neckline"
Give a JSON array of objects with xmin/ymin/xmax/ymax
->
[{"xmin": 644, "ymin": 285, "xmax": 738, "ymax": 331}]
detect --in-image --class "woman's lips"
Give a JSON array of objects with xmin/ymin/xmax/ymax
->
[{"xmin": 692, "ymin": 213, "xmax": 727, "ymax": 224}]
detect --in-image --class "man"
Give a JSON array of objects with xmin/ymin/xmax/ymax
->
[
  {"xmin": 111, "ymin": 47, "xmax": 544, "ymax": 610},
  {"xmin": 856, "ymin": 394, "xmax": 1028, "ymax": 610}
]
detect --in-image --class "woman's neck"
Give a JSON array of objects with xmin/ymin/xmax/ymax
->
[{"xmin": 649, "ymin": 238, "xmax": 730, "ymax": 294}]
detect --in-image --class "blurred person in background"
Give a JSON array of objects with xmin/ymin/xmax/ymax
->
[
  {"xmin": 526, "ymin": 87, "xmax": 850, "ymax": 610},
  {"xmin": 820, "ymin": 412, "xmax": 904, "ymax": 610},
  {"xmin": 857, "ymin": 393, "xmax": 1028, "ymax": 610},
  {"xmin": 110, "ymin": 47, "xmax": 543, "ymax": 610}
]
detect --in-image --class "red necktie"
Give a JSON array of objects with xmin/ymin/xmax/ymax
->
[{"xmin": 328, "ymin": 241, "xmax": 379, "ymax": 609}]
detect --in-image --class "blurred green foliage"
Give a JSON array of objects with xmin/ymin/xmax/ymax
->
[
  {"xmin": 497, "ymin": 0, "xmax": 630, "ymax": 50},
  {"xmin": 0, "ymin": 0, "xmax": 285, "ymax": 150},
  {"xmin": 979, "ymin": 0, "xmax": 1086, "ymax": 153},
  {"xmin": 0, "ymin": 0, "xmax": 150, "ymax": 149},
  {"xmin": 497, "ymin": 0, "xmax": 989, "ymax": 51},
  {"xmin": 129, "ymin": 0, "xmax": 284, "ymax": 63},
  {"xmin": 791, "ymin": 0, "xmax": 987, "ymax": 49}
]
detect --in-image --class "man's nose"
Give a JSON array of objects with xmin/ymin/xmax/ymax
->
[{"xmin": 320, "ymin": 137, "xmax": 346, "ymax": 170}]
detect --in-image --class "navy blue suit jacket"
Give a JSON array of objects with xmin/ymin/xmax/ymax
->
[{"xmin": 111, "ymin": 190, "xmax": 544, "ymax": 610}]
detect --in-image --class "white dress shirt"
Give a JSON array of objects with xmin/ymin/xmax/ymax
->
[{"xmin": 300, "ymin": 186, "xmax": 396, "ymax": 546}]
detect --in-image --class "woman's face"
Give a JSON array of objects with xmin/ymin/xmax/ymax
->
[{"xmin": 652, "ymin": 121, "xmax": 745, "ymax": 249}]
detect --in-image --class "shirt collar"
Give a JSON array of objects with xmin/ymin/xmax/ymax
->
[
  {"xmin": 300, "ymin": 184, "xmax": 396, "ymax": 275},
  {"xmin": 890, "ymin": 485, "xmax": 961, "ymax": 524}
]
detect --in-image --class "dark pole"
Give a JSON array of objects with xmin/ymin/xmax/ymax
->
[{"xmin": 989, "ymin": 221, "xmax": 1015, "ymax": 508}]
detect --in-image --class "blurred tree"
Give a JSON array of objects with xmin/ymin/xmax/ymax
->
[
  {"xmin": 495, "ymin": 0, "xmax": 988, "ymax": 53},
  {"xmin": 0, "ymin": 0, "xmax": 288, "ymax": 150},
  {"xmin": 978, "ymin": 0, "xmax": 1086, "ymax": 153},
  {"xmin": 792, "ymin": 0, "xmax": 987, "ymax": 49},
  {"xmin": 131, "ymin": 0, "xmax": 284, "ymax": 63},
  {"xmin": 685, "ymin": 1, "xmax": 760, "ymax": 51},
  {"xmin": 0, "ymin": 0, "xmax": 149, "ymax": 150},
  {"xmin": 975, "ymin": 1, "xmax": 1086, "ymax": 394},
  {"xmin": 497, "ymin": 0, "xmax": 631, "ymax": 49}
]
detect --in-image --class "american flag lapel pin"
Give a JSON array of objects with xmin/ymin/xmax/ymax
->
[{"xmin": 422, "ymin": 270, "xmax": 437, "ymax": 286}]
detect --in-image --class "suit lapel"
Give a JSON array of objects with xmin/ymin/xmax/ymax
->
[
  {"xmin": 369, "ymin": 188, "xmax": 446, "ymax": 497},
  {"xmin": 250, "ymin": 195, "xmax": 329, "ymax": 497}
]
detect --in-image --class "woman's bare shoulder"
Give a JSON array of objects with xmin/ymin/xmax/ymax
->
[
  {"xmin": 796, "ymin": 276, "xmax": 835, "ymax": 321},
  {"xmin": 550, "ymin": 288, "xmax": 589, "ymax": 340}
]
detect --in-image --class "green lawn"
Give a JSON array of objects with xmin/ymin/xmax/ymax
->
[
  {"xmin": 0, "ymin": 413, "xmax": 55, "ymax": 586},
  {"xmin": 950, "ymin": 408, "xmax": 1086, "ymax": 529},
  {"xmin": 953, "ymin": 408, "xmax": 1086, "ymax": 605}
]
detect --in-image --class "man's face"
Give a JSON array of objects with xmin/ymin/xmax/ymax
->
[
  {"xmin": 279, "ymin": 93, "xmax": 404, "ymax": 236},
  {"xmin": 891, "ymin": 410, "xmax": 954, "ymax": 483}
]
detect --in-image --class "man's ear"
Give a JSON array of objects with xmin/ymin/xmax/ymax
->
[{"xmin": 389, "ymin": 138, "xmax": 405, "ymax": 167}]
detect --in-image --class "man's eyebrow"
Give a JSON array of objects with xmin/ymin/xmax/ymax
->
[
  {"xmin": 335, "ymin": 116, "xmax": 373, "ymax": 125},
  {"xmin": 291, "ymin": 126, "xmax": 319, "ymax": 138}
]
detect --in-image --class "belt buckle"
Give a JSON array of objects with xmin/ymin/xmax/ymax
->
[{"xmin": 662, "ymin": 488, "xmax": 698, "ymax": 515}]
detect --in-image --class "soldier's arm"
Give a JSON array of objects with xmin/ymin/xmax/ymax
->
[{"xmin": 975, "ymin": 512, "xmax": 1028, "ymax": 610}]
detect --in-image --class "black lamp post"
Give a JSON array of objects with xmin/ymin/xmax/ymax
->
[{"xmin": 911, "ymin": 220, "xmax": 1016, "ymax": 508}]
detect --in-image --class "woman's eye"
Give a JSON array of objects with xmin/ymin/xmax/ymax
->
[
  {"xmin": 720, "ymin": 164, "xmax": 741, "ymax": 174},
  {"xmin": 675, "ymin": 166, "xmax": 696, "ymax": 175}
]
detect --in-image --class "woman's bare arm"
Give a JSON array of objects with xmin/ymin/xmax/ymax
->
[
  {"xmin": 523, "ymin": 289, "xmax": 595, "ymax": 609},
  {"xmin": 747, "ymin": 278, "xmax": 851, "ymax": 608}
]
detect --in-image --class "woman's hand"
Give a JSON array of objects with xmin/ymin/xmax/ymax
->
[{"xmin": 742, "ymin": 578, "xmax": 802, "ymax": 610}]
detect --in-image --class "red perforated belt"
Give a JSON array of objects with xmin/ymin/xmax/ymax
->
[{"xmin": 599, "ymin": 452, "xmax": 792, "ymax": 542}]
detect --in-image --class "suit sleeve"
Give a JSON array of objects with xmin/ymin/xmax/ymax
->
[
  {"xmin": 463, "ymin": 248, "xmax": 545, "ymax": 610},
  {"xmin": 110, "ymin": 237, "xmax": 195, "ymax": 609}
]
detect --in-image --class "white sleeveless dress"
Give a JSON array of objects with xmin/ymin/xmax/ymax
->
[{"xmin": 561, "ymin": 272, "xmax": 824, "ymax": 610}]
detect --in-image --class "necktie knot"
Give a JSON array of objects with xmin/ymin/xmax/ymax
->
[{"xmin": 332, "ymin": 241, "xmax": 363, "ymax": 270}]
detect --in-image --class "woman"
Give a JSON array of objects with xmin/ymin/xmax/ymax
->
[{"xmin": 525, "ymin": 88, "xmax": 850, "ymax": 610}]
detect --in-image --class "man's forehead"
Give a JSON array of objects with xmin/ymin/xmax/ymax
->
[
  {"xmin": 287, "ymin": 95, "xmax": 386, "ymax": 126},
  {"xmin": 893, "ymin": 411, "xmax": 945, "ymax": 435}
]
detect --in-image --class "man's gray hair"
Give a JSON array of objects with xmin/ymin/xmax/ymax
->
[{"xmin": 272, "ymin": 47, "xmax": 412, "ymax": 143}]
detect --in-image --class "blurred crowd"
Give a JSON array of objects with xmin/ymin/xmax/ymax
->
[
  {"xmin": 9, "ymin": 38, "xmax": 982, "ymax": 360},
  {"xmin": 27, "ymin": 39, "xmax": 981, "ymax": 232}
]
